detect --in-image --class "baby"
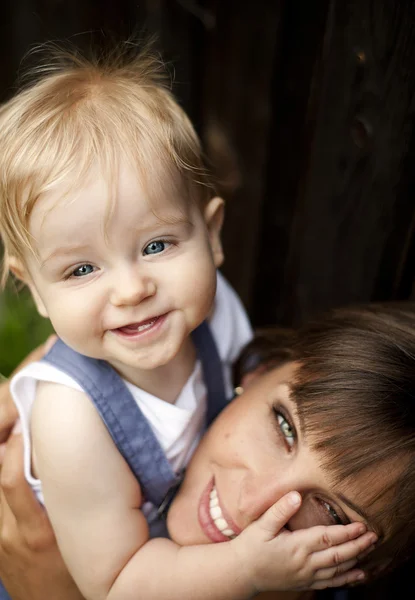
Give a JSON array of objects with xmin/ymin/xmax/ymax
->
[{"xmin": 0, "ymin": 44, "xmax": 371, "ymax": 599}]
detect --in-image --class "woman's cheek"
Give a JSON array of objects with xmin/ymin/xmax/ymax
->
[{"xmin": 287, "ymin": 503, "xmax": 322, "ymax": 530}]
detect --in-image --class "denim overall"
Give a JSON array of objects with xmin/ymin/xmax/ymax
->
[{"xmin": 0, "ymin": 321, "xmax": 228, "ymax": 598}]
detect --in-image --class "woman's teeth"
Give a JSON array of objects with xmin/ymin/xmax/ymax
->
[{"xmin": 209, "ymin": 487, "xmax": 236, "ymax": 538}]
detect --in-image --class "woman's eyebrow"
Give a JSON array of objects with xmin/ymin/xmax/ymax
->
[{"xmin": 280, "ymin": 381, "xmax": 306, "ymax": 437}]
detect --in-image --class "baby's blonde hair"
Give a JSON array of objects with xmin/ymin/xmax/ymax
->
[{"xmin": 0, "ymin": 42, "xmax": 214, "ymax": 285}]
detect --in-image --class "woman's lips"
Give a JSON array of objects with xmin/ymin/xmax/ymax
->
[{"xmin": 198, "ymin": 478, "xmax": 241, "ymax": 543}]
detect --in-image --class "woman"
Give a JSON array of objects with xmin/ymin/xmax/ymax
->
[{"xmin": 0, "ymin": 302, "xmax": 414, "ymax": 599}]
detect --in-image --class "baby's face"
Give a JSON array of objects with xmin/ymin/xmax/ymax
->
[{"xmin": 23, "ymin": 163, "xmax": 223, "ymax": 384}]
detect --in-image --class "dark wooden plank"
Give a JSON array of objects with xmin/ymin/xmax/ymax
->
[
  {"xmin": 250, "ymin": 0, "xmax": 331, "ymax": 326},
  {"xmin": 199, "ymin": 0, "xmax": 283, "ymax": 311},
  {"xmin": 281, "ymin": 0, "xmax": 415, "ymax": 325}
]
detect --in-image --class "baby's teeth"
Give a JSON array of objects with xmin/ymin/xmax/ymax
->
[{"xmin": 137, "ymin": 320, "xmax": 155, "ymax": 332}]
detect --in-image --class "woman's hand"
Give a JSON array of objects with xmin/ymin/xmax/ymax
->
[
  {"xmin": 0, "ymin": 432, "xmax": 84, "ymax": 600},
  {"xmin": 0, "ymin": 379, "xmax": 18, "ymax": 448},
  {"xmin": 0, "ymin": 336, "xmax": 57, "ymax": 449},
  {"xmin": 0, "ymin": 334, "xmax": 81, "ymax": 599}
]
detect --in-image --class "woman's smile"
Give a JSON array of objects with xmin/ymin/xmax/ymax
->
[{"xmin": 198, "ymin": 478, "xmax": 241, "ymax": 542}]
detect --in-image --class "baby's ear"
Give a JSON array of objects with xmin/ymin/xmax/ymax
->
[
  {"xmin": 8, "ymin": 256, "xmax": 27, "ymax": 283},
  {"xmin": 204, "ymin": 196, "xmax": 224, "ymax": 267},
  {"xmin": 8, "ymin": 256, "xmax": 48, "ymax": 318}
]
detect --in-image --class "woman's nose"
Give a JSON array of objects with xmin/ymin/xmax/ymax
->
[
  {"xmin": 110, "ymin": 267, "xmax": 156, "ymax": 306},
  {"xmin": 237, "ymin": 473, "xmax": 297, "ymax": 525}
]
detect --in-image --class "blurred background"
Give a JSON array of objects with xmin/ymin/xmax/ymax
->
[{"xmin": 1, "ymin": 0, "xmax": 415, "ymax": 375}]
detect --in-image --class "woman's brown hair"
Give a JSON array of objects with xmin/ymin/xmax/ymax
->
[{"xmin": 235, "ymin": 303, "xmax": 415, "ymax": 578}]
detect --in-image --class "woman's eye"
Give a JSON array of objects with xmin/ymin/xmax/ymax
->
[
  {"xmin": 321, "ymin": 500, "xmax": 343, "ymax": 525},
  {"xmin": 71, "ymin": 264, "xmax": 94, "ymax": 277},
  {"xmin": 143, "ymin": 240, "xmax": 170, "ymax": 255},
  {"xmin": 276, "ymin": 411, "xmax": 296, "ymax": 448}
]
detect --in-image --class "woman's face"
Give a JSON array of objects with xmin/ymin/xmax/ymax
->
[{"xmin": 168, "ymin": 362, "xmax": 377, "ymax": 545}]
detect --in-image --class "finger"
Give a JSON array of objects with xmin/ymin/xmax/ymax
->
[
  {"xmin": 310, "ymin": 568, "xmax": 366, "ymax": 590},
  {"xmin": 0, "ymin": 443, "xmax": 7, "ymax": 464},
  {"xmin": 256, "ymin": 492, "xmax": 302, "ymax": 537},
  {"xmin": 311, "ymin": 530, "xmax": 377, "ymax": 570},
  {"xmin": 1, "ymin": 434, "xmax": 55, "ymax": 551},
  {"xmin": 0, "ymin": 421, "xmax": 22, "ymax": 461},
  {"xmin": 297, "ymin": 521, "xmax": 369, "ymax": 552},
  {"xmin": 1, "ymin": 435, "xmax": 46, "ymax": 526},
  {"xmin": 313, "ymin": 557, "xmax": 358, "ymax": 580},
  {"xmin": 0, "ymin": 382, "xmax": 18, "ymax": 444},
  {"xmin": 0, "ymin": 486, "xmax": 21, "ymax": 553}
]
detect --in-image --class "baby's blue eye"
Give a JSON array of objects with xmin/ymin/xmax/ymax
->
[
  {"xmin": 72, "ymin": 264, "xmax": 94, "ymax": 277},
  {"xmin": 143, "ymin": 241, "xmax": 168, "ymax": 255}
]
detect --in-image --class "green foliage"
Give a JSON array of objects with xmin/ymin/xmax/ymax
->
[{"xmin": 0, "ymin": 282, "xmax": 53, "ymax": 377}]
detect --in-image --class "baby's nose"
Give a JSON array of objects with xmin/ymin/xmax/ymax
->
[{"xmin": 111, "ymin": 268, "xmax": 156, "ymax": 306}]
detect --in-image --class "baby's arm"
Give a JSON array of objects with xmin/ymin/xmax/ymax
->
[
  {"xmin": 110, "ymin": 496, "xmax": 374, "ymax": 599},
  {"xmin": 31, "ymin": 383, "xmax": 374, "ymax": 600}
]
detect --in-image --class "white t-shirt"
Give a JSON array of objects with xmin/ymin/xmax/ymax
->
[{"xmin": 11, "ymin": 271, "xmax": 253, "ymax": 524}]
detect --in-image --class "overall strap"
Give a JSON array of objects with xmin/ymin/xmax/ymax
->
[
  {"xmin": 191, "ymin": 320, "xmax": 228, "ymax": 425},
  {"xmin": 42, "ymin": 340, "xmax": 178, "ymax": 507},
  {"xmin": 156, "ymin": 321, "xmax": 229, "ymax": 517}
]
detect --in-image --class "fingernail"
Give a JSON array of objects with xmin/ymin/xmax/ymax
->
[
  {"xmin": 289, "ymin": 492, "xmax": 301, "ymax": 506},
  {"xmin": 357, "ymin": 572, "xmax": 365, "ymax": 581}
]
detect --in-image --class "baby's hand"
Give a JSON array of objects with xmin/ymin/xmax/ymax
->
[{"xmin": 231, "ymin": 492, "xmax": 377, "ymax": 594}]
